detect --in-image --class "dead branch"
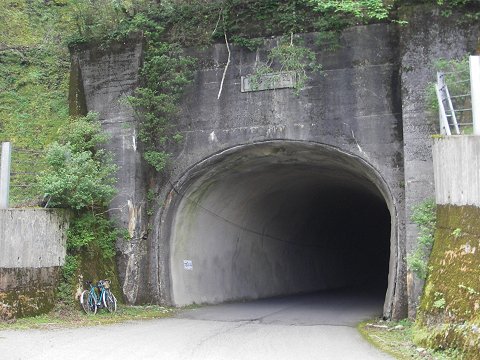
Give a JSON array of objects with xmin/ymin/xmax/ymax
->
[{"xmin": 217, "ymin": 30, "xmax": 231, "ymax": 100}]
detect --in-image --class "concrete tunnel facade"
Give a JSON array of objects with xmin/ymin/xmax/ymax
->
[
  {"xmin": 75, "ymin": 23, "xmax": 418, "ymax": 317},
  {"xmin": 75, "ymin": 10, "xmax": 480, "ymax": 317},
  {"xmin": 167, "ymin": 141, "xmax": 396, "ymax": 314}
]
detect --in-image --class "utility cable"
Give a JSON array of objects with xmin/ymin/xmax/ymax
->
[{"xmin": 168, "ymin": 180, "xmax": 323, "ymax": 249}]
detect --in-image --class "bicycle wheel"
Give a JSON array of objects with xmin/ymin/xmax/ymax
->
[
  {"xmin": 103, "ymin": 290, "xmax": 117, "ymax": 313},
  {"xmin": 80, "ymin": 290, "xmax": 97, "ymax": 315}
]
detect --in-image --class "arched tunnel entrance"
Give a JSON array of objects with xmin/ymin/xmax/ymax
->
[{"xmin": 168, "ymin": 141, "xmax": 395, "ymax": 314}]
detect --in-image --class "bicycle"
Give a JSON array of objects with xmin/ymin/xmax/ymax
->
[{"xmin": 80, "ymin": 279, "xmax": 117, "ymax": 314}]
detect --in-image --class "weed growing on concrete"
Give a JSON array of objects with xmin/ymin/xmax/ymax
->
[
  {"xmin": 359, "ymin": 318, "xmax": 464, "ymax": 359},
  {"xmin": 406, "ymin": 199, "xmax": 436, "ymax": 280}
]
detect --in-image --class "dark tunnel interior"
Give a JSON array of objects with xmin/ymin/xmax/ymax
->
[{"xmin": 170, "ymin": 143, "xmax": 391, "ymax": 306}]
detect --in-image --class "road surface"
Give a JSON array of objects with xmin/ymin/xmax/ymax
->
[{"xmin": 0, "ymin": 290, "xmax": 392, "ymax": 360}]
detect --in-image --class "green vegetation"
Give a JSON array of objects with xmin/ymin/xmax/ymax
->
[
  {"xmin": 128, "ymin": 39, "xmax": 195, "ymax": 172},
  {"xmin": 0, "ymin": 304, "xmax": 175, "ymax": 330},
  {"xmin": 415, "ymin": 205, "xmax": 480, "ymax": 359},
  {"xmin": 40, "ymin": 113, "xmax": 117, "ymax": 210},
  {"xmin": 0, "ymin": 1, "xmax": 76, "ymax": 205},
  {"xmin": 2, "ymin": 0, "xmax": 480, "ymax": 324},
  {"xmin": 248, "ymin": 35, "xmax": 321, "ymax": 94},
  {"xmin": 36, "ymin": 113, "xmax": 124, "ymax": 305},
  {"xmin": 407, "ymin": 199, "xmax": 437, "ymax": 280},
  {"xmin": 359, "ymin": 319, "xmax": 464, "ymax": 359}
]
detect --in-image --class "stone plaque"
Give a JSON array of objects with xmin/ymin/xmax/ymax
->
[{"xmin": 241, "ymin": 72, "xmax": 296, "ymax": 92}]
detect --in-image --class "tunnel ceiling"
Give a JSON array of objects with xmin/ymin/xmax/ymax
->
[{"xmin": 170, "ymin": 141, "xmax": 392, "ymax": 306}]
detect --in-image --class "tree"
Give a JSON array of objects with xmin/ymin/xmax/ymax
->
[
  {"xmin": 308, "ymin": 0, "xmax": 390, "ymax": 22},
  {"xmin": 39, "ymin": 112, "xmax": 117, "ymax": 210}
]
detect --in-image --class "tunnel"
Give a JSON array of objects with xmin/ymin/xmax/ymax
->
[{"xmin": 168, "ymin": 141, "xmax": 393, "ymax": 310}]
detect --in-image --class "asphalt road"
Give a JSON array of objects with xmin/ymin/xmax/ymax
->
[{"xmin": 0, "ymin": 290, "xmax": 392, "ymax": 360}]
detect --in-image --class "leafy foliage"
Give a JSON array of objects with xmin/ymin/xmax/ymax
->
[
  {"xmin": 39, "ymin": 113, "xmax": 117, "ymax": 210},
  {"xmin": 67, "ymin": 212, "xmax": 124, "ymax": 260},
  {"xmin": 407, "ymin": 199, "xmax": 437, "ymax": 280},
  {"xmin": 308, "ymin": 0, "xmax": 390, "ymax": 22},
  {"xmin": 249, "ymin": 36, "xmax": 321, "ymax": 94},
  {"xmin": 57, "ymin": 254, "xmax": 79, "ymax": 304},
  {"xmin": 36, "ymin": 112, "xmax": 124, "ymax": 305},
  {"xmin": 128, "ymin": 40, "xmax": 195, "ymax": 171}
]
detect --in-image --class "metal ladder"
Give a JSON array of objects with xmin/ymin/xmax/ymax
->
[
  {"xmin": 436, "ymin": 55, "xmax": 480, "ymax": 136},
  {"xmin": 435, "ymin": 71, "xmax": 470, "ymax": 136}
]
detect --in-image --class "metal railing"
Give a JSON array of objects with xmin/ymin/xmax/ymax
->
[
  {"xmin": 436, "ymin": 55, "xmax": 480, "ymax": 136},
  {"xmin": 0, "ymin": 142, "xmax": 45, "ymax": 208}
]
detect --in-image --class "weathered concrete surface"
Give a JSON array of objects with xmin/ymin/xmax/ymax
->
[
  {"xmin": 399, "ymin": 5, "xmax": 480, "ymax": 317},
  {"xmin": 155, "ymin": 24, "xmax": 406, "ymax": 318},
  {"xmin": 433, "ymin": 136, "xmax": 480, "ymax": 206},
  {"xmin": 417, "ymin": 136, "xmax": 480, "ymax": 355},
  {"xmin": 0, "ymin": 291, "xmax": 393, "ymax": 360},
  {"xmin": 72, "ymin": 40, "xmax": 150, "ymax": 304},
  {"xmin": 170, "ymin": 142, "xmax": 391, "ymax": 307},
  {"xmin": 0, "ymin": 209, "xmax": 68, "ymax": 318},
  {"xmin": 0, "ymin": 267, "xmax": 61, "ymax": 318},
  {"xmin": 73, "ymin": 6, "xmax": 480, "ymax": 320},
  {"xmin": 0, "ymin": 209, "xmax": 68, "ymax": 268},
  {"xmin": 75, "ymin": 24, "xmax": 406, "ymax": 317}
]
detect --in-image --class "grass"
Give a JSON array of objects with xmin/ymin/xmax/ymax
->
[
  {"xmin": 358, "ymin": 318, "xmax": 463, "ymax": 360},
  {"xmin": 0, "ymin": 1, "xmax": 76, "ymax": 206},
  {"xmin": 0, "ymin": 304, "xmax": 176, "ymax": 331}
]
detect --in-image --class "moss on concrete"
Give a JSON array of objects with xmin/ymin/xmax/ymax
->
[
  {"xmin": 416, "ymin": 205, "xmax": 480, "ymax": 358},
  {"xmin": 77, "ymin": 245, "xmax": 122, "ymax": 301},
  {"xmin": 0, "ymin": 288, "xmax": 56, "ymax": 320},
  {"xmin": 0, "ymin": 266, "xmax": 61, "ymax": 320}
]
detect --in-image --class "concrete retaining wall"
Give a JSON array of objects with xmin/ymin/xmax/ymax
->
[
  {"xmin": 433, "ymin": 136, "xmax": 480, "ymax": 206},
  {"xmin": 399, "ymin": 5, "xmax": 479, "ymax": 317},
  {"xmin": 0, "ymin": 209, "xmax": 68, "ymax": 319},
  {"xmin": 416, "ymin": 136, "xmax": 480, "ymax": 355}
]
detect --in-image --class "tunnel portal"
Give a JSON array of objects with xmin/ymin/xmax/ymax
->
[{"xmin": 169, "ymin": 141, "xmax": 392, "ymax": 308}]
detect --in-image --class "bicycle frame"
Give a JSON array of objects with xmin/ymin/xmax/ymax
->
[
  {"xmin": 81, "ymin": 279, "xmax": 117, "ymax": 314},
  {"xmin": 87, "ymin": 281, "xmax": 108, "ymax": 306}
]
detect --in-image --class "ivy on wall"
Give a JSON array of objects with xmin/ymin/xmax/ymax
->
[
  {"xmin": 406, "ymin": 199, "xmax": 437, "ymax": 280},
  {"xmin": 66, "ymin": 0, "xmax": 402, "ymax": 172}
]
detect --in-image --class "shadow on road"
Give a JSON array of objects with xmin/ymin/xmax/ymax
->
[{"xmin": 177, "ymin": 288, "xmax": 385, "ymax": 326}]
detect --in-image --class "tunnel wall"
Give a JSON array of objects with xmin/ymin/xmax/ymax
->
[
  {"xmin": 169, "ymin": 142, "xmax": 392, "ymax": 306},
  {"xmin": 72, "ymin": 7, "xmax": 480, "ymax": 317},
  {"xmin": 74, "ymin": 23, "xmax": 406, "ymax": 317},
  {"xmin": 172, "ymin": 193, "xmax": 332, "ymax": 305},
  {"xmin": 156, "ymin": 24, "xmax": 406, "ymax": 317}
]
